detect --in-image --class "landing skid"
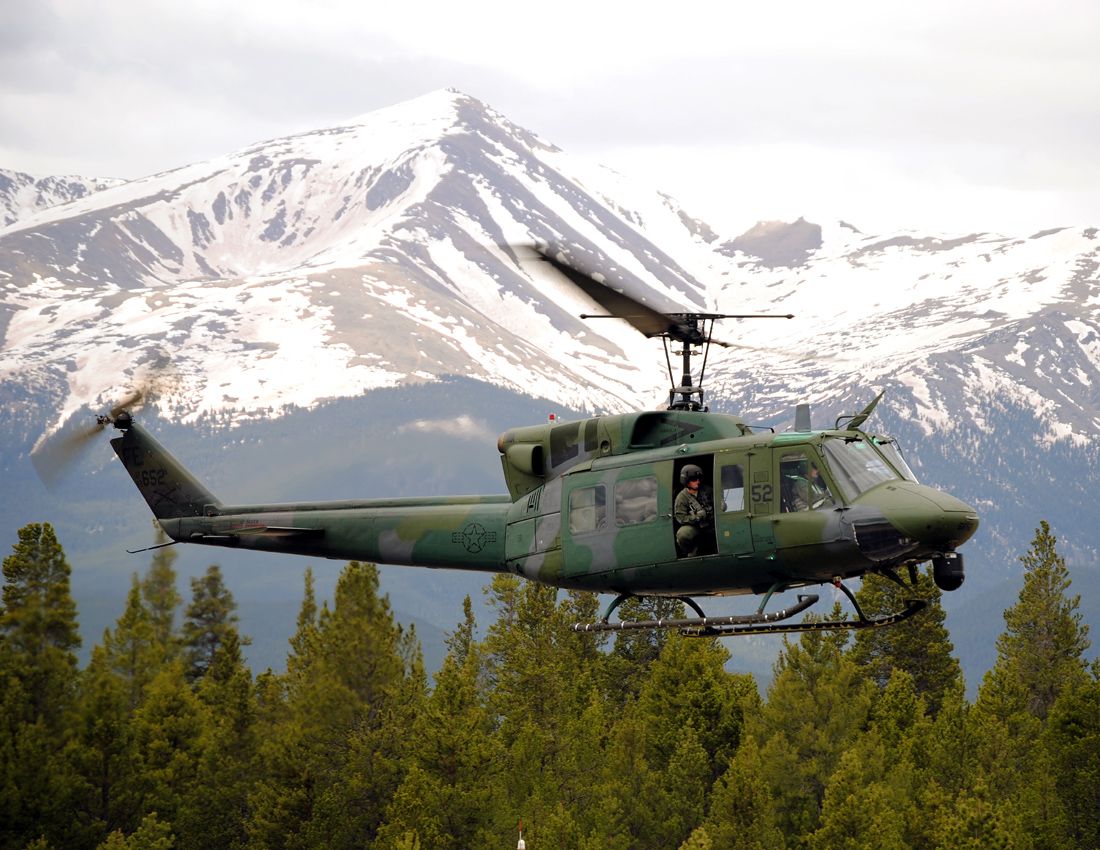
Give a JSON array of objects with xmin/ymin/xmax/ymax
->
[{"xmin": 572, "ymin": 583, "xmax": 928, "ymax": 637}]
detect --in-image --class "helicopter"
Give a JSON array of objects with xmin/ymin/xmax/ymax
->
[{"xmin": 53, "ymin": 245, "xmax": 979, "ymax": 637}]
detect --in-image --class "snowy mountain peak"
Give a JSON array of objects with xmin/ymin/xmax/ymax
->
[
  {"xmin": 1, "ymin": 92, "xmax": 723, "ymax": 430},
  {"xmin": 0, "ymin": 169, "xmax": 125, "ymax": 229}
]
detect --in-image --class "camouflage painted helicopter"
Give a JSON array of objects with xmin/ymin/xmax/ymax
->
[{"xmin": 79, "ymin": 246, "xmax": 979, "ymax": 636}]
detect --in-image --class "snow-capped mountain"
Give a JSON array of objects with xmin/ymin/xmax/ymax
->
[
  {"xmin": 0, "ymin": 168, "xmax": 125, "ymax": 228},
  {"xmin": 1, "ymin": 89, "xmax": 1097, "ymax": 683},
  {"xmin": 1, "ymin": 90, "xmax": 727, "ymax": 431}
]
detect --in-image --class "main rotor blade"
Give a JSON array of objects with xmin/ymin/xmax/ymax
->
[
  {"xmin": 532, "ymin": 246, "xmax": 682, "ymax": 339},
  {"xmin": 530, "ymin": 245, "xmax": 794, "ymax": 345}
]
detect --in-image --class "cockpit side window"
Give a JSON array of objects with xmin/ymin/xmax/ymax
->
[
  {"xmin": 821, "ymin": 438, "xmax": 898, "ymax": 500},
  {"xmin": 779, "ymin": 452, "xmax": 836, "ymax": 513},
  {"xmin": 873, "ymin": 437, "xmax": 919, "ymax": 482}
]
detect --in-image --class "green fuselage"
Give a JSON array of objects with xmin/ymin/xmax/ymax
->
[{"xmin": 112, "ymin": 409, "xmax": 978, "ymax": 600}]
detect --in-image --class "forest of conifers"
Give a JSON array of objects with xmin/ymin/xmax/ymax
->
[{"xmin": 1, "ymin": 520, "xmax": 1097, "ymax": 850}]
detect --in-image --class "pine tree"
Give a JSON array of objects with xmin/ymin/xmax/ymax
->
[
  {"xmin": 971, "ymin": 663, "xmax": 1073, "ymax": 848},
  {"xmin": 0, "ymin": 523, "xmax": 82, "ymax": 850},
  {"xmin": 995, "ymin": 520, "xmax": 1090, "ymax": 719},
  {"xmin": 141, "ymin": 527, "xmax": 181, "ymax": 665},
  {"xmin": 443, "ymin": 595, "xmax": 476, "ymax": 664},
  {"xmin": 181, "ymin": 565, "xmax": 245, "ymax": 683},
  {"xmin": 850, "ymin": 566, "xmax": 962, "ymax": 715},
  {"xmin": 931, "ymin": 777, "xmax": 1028, "ymax": 850},
  {"xmin": 481, "ymin": 576, "xmax": 609, "ymax": 842},
  {"xmin": 287, "ymin": 567, "xmax": 317, "ymax": 674},
  {"xmin": 1043, "ymin": 672, "xmax": 1100, "ymax": 849},
  {"xmin": 95, "ymin": 811, "xmax": 175, "ymax": 850},
  {"xmin": 376, "ymin": 605, "xmax": 502, "ymax": 850},
  {"xmin": 751, "ymin": 622, "xmax": 875, "ymax": 840},
  {"xmin": 633, "ymin": 633, "xmax": 750, "ymax": 785},
  {"xmin": 67, "ymin": 642, "xmax": 143, "ymax": 846},
  {"xmin": 703, "ymin": 736, "xmax": 786, "ymax": 850},
  {"xmin": 177, "ymin": 631, "xmax": 256, "ymax": 850},
  {"xmin": 1, "ymin": 522, "xmax": 81, "ymax": 722},
  {"xmin": 127, "ymin": 662, "xmax": 208, "ymax": 832},
  {"xmin": 809, "ymin": 738, "xmax": 910, "ymax": 850},
  {"xmin": 247, "ymin": 562, "xmax": 420, "ymax": 850},
  {"xmin": 603, "ymin": 596, "xmax": 684, "ymax": 704},
  {"xmin": 104, "ymin": 577, "xmax": 160, "ymax": 710}
]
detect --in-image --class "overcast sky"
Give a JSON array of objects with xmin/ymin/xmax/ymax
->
[{"xmin": 4, "ymin": 0, "xmax": 1099, "ymax": 236}]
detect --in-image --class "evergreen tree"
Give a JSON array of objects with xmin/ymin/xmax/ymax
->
[
  {"xmin": 286, "ymin": 567, "xmax": 317, "ymax": 674},
  {"xmin": 95, "ymin": 812, "xmax": 174, "ymax": 850},
  {"xmin": 141, "ymin": 527, "xmax": 181, "ymax": 665},
  {"xmin": 634, "ymin": 634, "xmax": 748, "ymax": 782},
  {"xmin": 703, "ymin": 736, "xmax": 786, "ymax": 850},
  {"xmin": 1043, "ymin": 671, "xmax": 1100, "ymax": 849},
  {"xmin": 850, "ymin": 567, "xmax": 962, "ymax": 715},
  {"xmin": 104, "ymin": 577, "xmax": 160, "ymax": 710},
  {"xmin": 995, "ymin": 520, "xmax": 1090, "ymax": 719},
  {"xmin": 376, "ymin": 605, "xmax": 502, "ymax": 850},
  {"xmin": 679, "ymin": 826, "xmax": 714, "ymax": 850},
  {"xmin": 603, "ymin": 596, "xmax": 684, "ymax": 704},
  {"xmin": 127, "ymin": 663, "xmax": 208, "ymax": 832},
  {"xmin": 177, "ymin": 631, "xmax": 256, "ymax": 850},
  {"xmin": 481, "ymin": 576, "xmax": 608, "ymax": 842},
  {"xmin": 808, "ymin": 737, "xmax": 910, "ymax": 850},
  {"xmin": 1, "ymin": 522, "xmax": 81, "ymax": 722},
  {"xmin": 0, "ymin": 523, "xmax": 82, "ymax": 850},
  {"xmin": 68, "ymin": 643, "xmax": 142, "ymax": 845},
  {"xmin": 181, "ymin": 565, "xmax": 245, "ymax": 683},
  {"xmin": 751, "ymin": 622, "xmax": 875, "ymax": 841},
  {"xmin": 971, "ymin": 662, "xmax": 1072, "ymax": 848},
  {"xmin": 443, "ymin": 595, "xmax": 476, "ymax": 664},
  {"xmin": 930, "ymin": 777, "xmax": 1028, "ymax": 850},
  {"xmin": 247, "ymin": 562, "xmax": 420, "ymax": 850}
]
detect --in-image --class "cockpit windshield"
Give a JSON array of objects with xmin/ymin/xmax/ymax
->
[
  {"xmin": 821, "ymin": 437, "xmax": 899, "ymax": 500},
  {"xmin": 872, "ymin": 436, "xmax": 918, "ymax": 482}
]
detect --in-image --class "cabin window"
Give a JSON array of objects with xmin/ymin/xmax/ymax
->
[
  {"xmin": 615, "ymin": 476, "xmax": 658, "ymax": 526},
  {"xmin": 779, "ymin": 452, "xmax": 836, "ymax": 512},
  {"xmin": 720, "ymin": 464, "xmax": 745, "ymax": 512},
  {"xmin": 569, "ymin": 485, "xmax": 607, "ymax": 534}
]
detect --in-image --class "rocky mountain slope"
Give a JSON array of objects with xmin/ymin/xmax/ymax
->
[
  {"xmin": 1, "ymin": 89, "xmax": 1096, "ymax": 685},
  {"xmin": 1, "ymin": 168, "xmax": 124, "ymax": 228}
]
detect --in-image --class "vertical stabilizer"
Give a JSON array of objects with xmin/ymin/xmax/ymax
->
[{"xmin": 109, "ymin": 419, "xmax": 221, "ymax": 519}]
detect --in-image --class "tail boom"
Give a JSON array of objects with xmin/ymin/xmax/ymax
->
[
  {"xmin": 158, "ymin": 499, "xmax": 510, "ymax": 571},
  {"xmin": 111, "ymin": 419, "xmax": 509, "ymax": 572}
]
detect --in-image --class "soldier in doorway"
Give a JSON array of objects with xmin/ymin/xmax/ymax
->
[{"xmin": 675, "ymin": 464, "xmax": 714, "ymax": 556}]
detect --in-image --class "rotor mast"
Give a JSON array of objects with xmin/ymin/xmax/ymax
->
[
  {"xmin": 664, "ymin": 315, "xmax": 713, "ymax": 411},
  {"xmin": 654, "ymin": 312, "xmax": 792, "ymax": 412}
]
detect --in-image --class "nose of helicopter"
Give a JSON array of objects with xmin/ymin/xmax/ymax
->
[{"xmin": 868, "ymin": 482, "xmax": 980, "ymax": 551}]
